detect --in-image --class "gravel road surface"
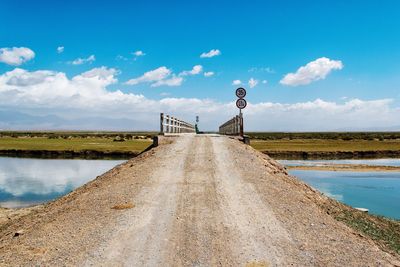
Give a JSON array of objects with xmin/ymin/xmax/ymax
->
[{"xmin": 0, "ymin": 134, "xmax": 399, "ymax": 266}]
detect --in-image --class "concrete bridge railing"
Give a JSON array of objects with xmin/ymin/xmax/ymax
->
[
  {"xmin": 219, "ymin": 115, "xmax": 243, "ymax": 136},
  {"xmin": 160, "ymin": 113, "xmax": 195, "ymax": 134}
]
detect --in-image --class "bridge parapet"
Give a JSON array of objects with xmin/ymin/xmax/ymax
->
[
  {"xmin": 219, "ymin": 115, "xmax": 243, "ymax": 136},
  {"xmin": 160, "ymin": 113, "xmax": 195, "ymax": 134}
]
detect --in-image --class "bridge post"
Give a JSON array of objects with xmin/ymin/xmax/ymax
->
[
  {"xmin": 166, "ymin": 115, "xmax": 170, "ymax": 133},
  {"xmin": 160, "ymin": 113, "xmax": 164, "ymax": 134},
  {"xmin": 174, "ymin": 118, "xmax": 177, "ymax": 133}
]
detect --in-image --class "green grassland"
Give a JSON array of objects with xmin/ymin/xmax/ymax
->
[
  {"xmin": 2, "ymin": 131, "xmax": 400, "ymax": 154},
  {"xmin": 0, "ymin": 132, "xmax": 155, "ymax": 153},
  {"xmin": 247, "ymin": 132, "xmax": 400, "ymax": 153},
  {"xmin": 0, "ymin": 131, "xmax": 157, "ymax": 139},
  {"xmin": 0, "ymin": 137, "xmax": 152, "ymax": 153}
]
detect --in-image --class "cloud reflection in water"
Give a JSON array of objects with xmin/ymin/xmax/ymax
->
[{"xmin": 0, "ymin": 157, "xmax": 124, "ymax": 208}]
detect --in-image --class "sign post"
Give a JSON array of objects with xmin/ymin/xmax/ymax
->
[
  {"xmin": 235, "ymin": 88, "xmax": 247, "ymax": 136},
  {"xmin": 195, "ymin": 115, "xmax": 199, "ymax": 134}
]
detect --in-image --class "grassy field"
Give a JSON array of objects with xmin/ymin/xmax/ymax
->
[
  {"xmin": 251, "ymin": 139, "xmax": 400, "ymax": 152},
  {"xmin": 0, "ymin": 136, "xmax": 152, "ymax": 153},
  {"xmin": 0, "ymin": 131, "xmax": 157, "ymax": 139},
  {"xmin": 2, "ymin": 131, "xmax": 400, "ymax": 154}
]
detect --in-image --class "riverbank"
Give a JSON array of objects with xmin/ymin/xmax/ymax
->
[
  {"xmin": 286, "ymin": 164, "xmax": 400, "ymax": 172},
  {"xmin": 0, "ymin": 149, "xmax": 140, "ymax": 159},
  {"xmin": 0, "ymin": 136, "xmax": 152, "ymax": 159},
  {"xmin": 316, "ymin": 192, "xmax": 400, "ymax": 256},
  {"xmin": 3, "ymin": 132, "xmax": 400, "ymax": 160},
  {"xmin": 263, "ymin": 150, "xmax": 400, "ymax": 159},
  {"xmin": 250, "ymin": 139, "xmax": 400, "ymax": 159}
]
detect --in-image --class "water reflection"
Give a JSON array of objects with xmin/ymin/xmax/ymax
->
[
  {"xmin": 289, "ymin": 170, "xmax": 400, "ymax": 219},
  {"xmin": 0, "ymin": 157, "xmax": 124, "ymax": 208}
]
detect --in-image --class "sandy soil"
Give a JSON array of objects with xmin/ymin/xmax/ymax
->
[{"xmin": 0, "ymin": 134, "xmax": 399, "ymax": 266}]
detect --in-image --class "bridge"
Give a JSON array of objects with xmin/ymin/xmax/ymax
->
[{"xmin": 0, "ymin": 116, "xmax": 398, "ymax": 266}]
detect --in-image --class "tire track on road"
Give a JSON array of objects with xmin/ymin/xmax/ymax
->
[{"xmin": 168, "ymin": 135, "xmax": 234, "ymax": 266}]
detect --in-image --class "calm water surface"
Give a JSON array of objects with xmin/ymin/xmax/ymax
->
[
  {"xmin": 287, "ymin": 169, "xmax": 400, "ymax": 220},
  {"xmin": 0, "ymin": 157, "xmax": 124, "ymax": 208}
]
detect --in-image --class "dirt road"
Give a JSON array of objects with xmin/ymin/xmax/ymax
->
[{"xmin": 0, "ymin": 134, "xmax": 399, "ymax": 266}]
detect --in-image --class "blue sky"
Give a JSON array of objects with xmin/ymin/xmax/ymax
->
[{"xmin": 1, "ymin": 1, "xmax": 400, "ymax": 131}]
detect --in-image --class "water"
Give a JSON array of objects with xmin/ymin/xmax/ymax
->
[
  {"xmin": 287, "ymin": 169, "xmax": 400, "ymax": 220},
  {"xmin": 0, "ymin": 157, "xmax": 125, "ymax": 208}
]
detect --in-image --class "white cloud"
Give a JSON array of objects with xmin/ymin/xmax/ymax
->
[
  {"xmin": 0, "ymin": 67, "xmax": 120, "ymax": 110},
  {"xmin": 232, "ymin": 80, "xmax": 242, "ymax": 85},
  {"xmin": 133, "ymin": 50, "xmax": 145, "ymax": 57},
  {"xmin": 204, "ymin": 71, "xmax": 214, "ymax": 77},
  {"xmin": 180, "ymin": 65, "xmax": 203, "ymax": 76},
  {"xmin": 127, "ymin": 65, "xmax": 201, "ymax": 87},
  {"xmin": 1, "ymin": 67, "xmax": 400, "ymax": 131},
  {"xmin": 57, "ymin": 46, "xmax": 64, "ymax": 54},
  {"xmin": 262, "ymin": 80, "xmax": 268, "ymax": 84},
  {"xmin": 245, "ymin": 98, "xmax": 397, "ymax": 131},
  {"xmin": 200, "ymin": 49, "xmax": 221, "ymax": 58},
  {"xmin": 70, "ymin": 55, "xmax": 95, "ymax": 65},
  {"xmin": 248, "ymin": 67, "xmax": 274, "ymax": 73},
  {"xmin": 151, "ymin": 76, "xmax": 183, "ymax": 87},
  {"xmin": 0, "ymin": 47, "xmax": 35, "ymax": 66},
  {"xmin": 248, "ymin": 78, "xmax": 258, "ymax": 88},
  {"xmin": 126, "ymin": 66, "xmax": 171, "ymax": 85},
  {"xmin": 280, "ymin": 57, "xmax": 343, "ymax": 86},
  {"xmin": 116, "ymin": 55, "xmax": 128, "ymax": 61}
]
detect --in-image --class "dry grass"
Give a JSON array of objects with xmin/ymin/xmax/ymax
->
[{"xmin": 111, "ymin": 202, "xmax": 135, "ymax": 210}]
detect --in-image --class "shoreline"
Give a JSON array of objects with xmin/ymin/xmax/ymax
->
[
  {"xmin": 263, "ymin": 150, "xmax": 400, "ymax": 160},
  {"xmin": 286, "ymin": 164, "xmax": 400, "ymax": 172},
  {"xmin": 1, "ymin": 148, "xmax": 400, "ymax": 161},
  {"xmin": 0, "ymin": 149, "xmax": 141, "ymax": 160}
]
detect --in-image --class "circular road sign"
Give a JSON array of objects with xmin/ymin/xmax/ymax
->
[
  {"xmin": 236, "ymin": 87, "xmax": 246, "ymax": 98},
  {"xmin": 236, "ymin": 98, "xmax": 247, "ymax": 109}
]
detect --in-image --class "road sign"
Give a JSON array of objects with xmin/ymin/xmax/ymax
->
[
  {"xmin": 236, "ymin": 98, "xmax": 247, "ymax": 109},
  {"xmin": 236, "ymin": 87, "xmax": 246, "ymax": 98}
]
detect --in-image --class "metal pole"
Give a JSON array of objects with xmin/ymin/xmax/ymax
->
[{"xmin": 239, "ymin": 110, "xmax": 243, "ymax": 137}]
